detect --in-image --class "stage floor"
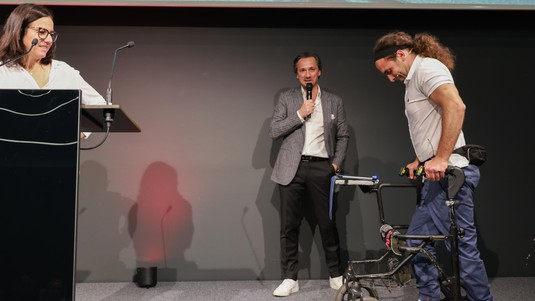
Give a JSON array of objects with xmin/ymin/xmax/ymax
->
[{"xmin": 76, "ymin": 277, "xmax": 534, "ymax": 301}]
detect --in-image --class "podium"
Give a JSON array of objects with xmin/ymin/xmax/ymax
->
[
  {"xmin": 0, "ymin": 89, "xmax": 139, "ymax": 300},
  {"xmin": 80, "ymin": 104, "xmax": 140, "ymax": 133},
  {"xmin": 0, "ymin": 89, "xmax": 80, "ymax": 300}
]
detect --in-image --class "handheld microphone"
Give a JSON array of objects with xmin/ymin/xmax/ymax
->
[
  {"xmin": 306, "ymin": 83, "xmax": 312, "ymax": 100},
  {"xmin": 0, "ymin": 38, "xmax": 38, "ymax": 67},
  {"xmin": 106, "ymin": 41, "xmax": 135, "ymax": 105},
  {"xmin": 305, "ymin": 83, "xmax": 313, "ymax": 119}
]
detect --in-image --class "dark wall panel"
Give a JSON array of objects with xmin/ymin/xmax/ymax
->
[{"xmin": 1, "ymin": 5, "xmax": 533, "ymax": 282}]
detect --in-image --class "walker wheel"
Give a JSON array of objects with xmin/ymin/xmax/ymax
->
[{"xmin": 335, "ymin": 281, "xmax": 379, "ymax": 301}]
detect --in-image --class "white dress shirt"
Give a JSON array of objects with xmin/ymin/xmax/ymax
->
[
  {"xmin": 299, "ymin": 85, "xmax": 328, "ymax": 158},
  {"xmin": 0, "ymin": 59, "xmax": 106, "ymax": 105}
]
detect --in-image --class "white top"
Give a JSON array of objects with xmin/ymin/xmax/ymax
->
[
  {"xmin": 300, "ymin": 85, "xmax": 328, "ymax": 158},
  {"xmin": 0, "ymin": 59, "xmax": 106, "ymax": 105},
  {"xmin": 404, "ymin": 55, "xmax": 468, "ymax": 167}
]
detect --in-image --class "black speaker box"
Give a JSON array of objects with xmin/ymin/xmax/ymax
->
[{"xmin": 134, "ymin": 267, "xmax": 157, "ymax": 288}]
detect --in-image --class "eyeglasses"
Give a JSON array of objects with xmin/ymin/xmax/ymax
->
[{"xmin": 29, "ymin": 27, "xmax": 58, "ymax": 42}]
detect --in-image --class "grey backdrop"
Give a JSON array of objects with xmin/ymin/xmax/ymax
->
[{"xmin": 1, "ymin": 5, "xmax": 533, "ymax": 283}]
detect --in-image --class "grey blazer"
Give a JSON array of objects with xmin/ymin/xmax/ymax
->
[{"xmin": 270, "ymin": 87, "xmax": 349, "ymax": 186}]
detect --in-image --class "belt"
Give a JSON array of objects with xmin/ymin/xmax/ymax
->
[{"xmin": 301, "ymin": 155, "xmax": 328, "ymax": 162}]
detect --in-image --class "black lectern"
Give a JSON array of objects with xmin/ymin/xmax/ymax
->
[{"xmin": 0, "ymin": 89, "xmax": 81, "ymax": 301}]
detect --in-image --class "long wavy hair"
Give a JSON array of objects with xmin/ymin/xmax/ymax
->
[
  {"xmin": 373, "ymin": 31, "xmax": 456, "ymax": 71},
  {"xmin": 0, "ymin": 3, "xmax": 56, "ymax": 67}
]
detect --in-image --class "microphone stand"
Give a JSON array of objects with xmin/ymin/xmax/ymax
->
[
  {"xmin": 106, "ymin": 41, "xmax": 135, "ymax": 105},
  {"xmin": 81, "ymin": 41, "xmax": 135, "ymax": 150},
  {"xmin": 161, "ymin": 206, "xmax": 173, "ymax": 269},
  {"xmin": 0, "ymin": 38, "xmax": 38, "ymax": 67}
]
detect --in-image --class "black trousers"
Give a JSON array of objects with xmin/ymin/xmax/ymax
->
[{"xmin": 278, "ymin": 159, "xmax": 342, "ymax": 280}]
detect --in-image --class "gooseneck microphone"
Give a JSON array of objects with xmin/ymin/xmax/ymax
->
[
  {"xmin": 106, "ymin": 41, "xmax": 135, "ymax": 105},
  {"xmin": 0, "ymin": 38, "xmax": 38, "ymax": 67}
]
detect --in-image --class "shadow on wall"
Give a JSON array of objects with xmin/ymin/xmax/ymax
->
[
  {"xmin": 335, "ymin": 125, "xmax": 363, "ymax": 269},
  {"xmin": 79, "ymin": 160, "xmax": 259, "ymax": 282},
  {"xmin": 128, "ymin": 161, "xmax": 196, "ymax": 281},
  {"xmin": 77, "ymin": 160, "xmax": 135, "ymax": 282},
  {"xmin": 128, "ymin": 161, "xmax": 258, "ymax": 281},
  {"xmin": 252, "ymin": 115, "xmax": 280, "ymax": 280}
]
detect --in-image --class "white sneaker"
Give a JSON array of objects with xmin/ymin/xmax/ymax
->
[
  {"xmin": 329, "ymin": 275, "xmax": 343, "ymax": 290},
  {"xmin": 273, "ymin": 279, "xmax": 299, "ymax": 297}
]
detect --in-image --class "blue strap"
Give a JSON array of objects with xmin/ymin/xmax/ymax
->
[
  {"xmin": 329, "ymin": 175, "xmax": 337, "ymax": 220},
  {"xmin": 329, "ymin": 174, "xmax": 379, "ymax": 220}
]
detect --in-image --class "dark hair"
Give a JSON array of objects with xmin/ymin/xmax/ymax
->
[
  {"xmin": 0, "ymin": 3, "xmax": 56, "ymax": 66},
  {"xmin": 293, "ymin": 52, "xmax": 322, "ymax": 74},
  {"xmin": 373, "ymin": 31, "xmax": 456, "ymax": 71}
]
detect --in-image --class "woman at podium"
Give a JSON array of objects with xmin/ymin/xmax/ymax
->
[{"xmin": 0, "ymin": 3, "xmax": 106, "ymax": 107}]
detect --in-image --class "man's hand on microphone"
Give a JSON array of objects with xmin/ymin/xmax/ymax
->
[{"xmin": 299, "ymin": 99, "xmax": 315, "ymax": 120}]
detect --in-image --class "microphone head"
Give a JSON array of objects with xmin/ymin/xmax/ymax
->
[
  {"xmin": 115, "ymin": 41, "xmax": 136, "ymax": 52},
  {"xmin": 31, "ymin": 38, "xmax": 38, "ymax": 46},
  {"xmin": 306, "ymin": 83, "xmax": 313, "ymax": 91}
]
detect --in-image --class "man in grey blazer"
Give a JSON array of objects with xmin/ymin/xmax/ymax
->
[{"xmin": 270, "ymin": 52, "xmax": 349, "ymax": 297}]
